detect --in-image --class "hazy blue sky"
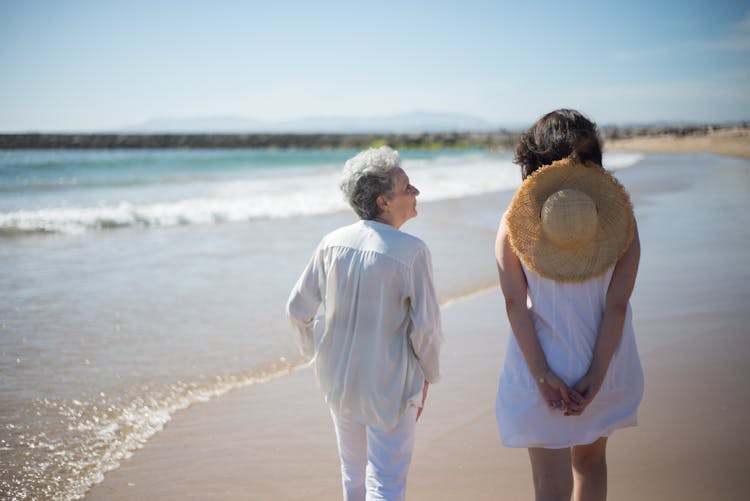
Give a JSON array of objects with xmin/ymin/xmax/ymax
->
[{"xmin": 1, "ymin": 0, "xmax": 748, "ymax": 131}]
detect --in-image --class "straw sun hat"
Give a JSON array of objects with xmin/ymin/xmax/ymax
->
[{"xmin": 506, "ymin": 157, "xmax": 635, "ymax": 282}]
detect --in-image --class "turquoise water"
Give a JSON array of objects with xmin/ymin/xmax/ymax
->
[{"xmin": 0, "ymin": 149, "xmax": 526, "ymax": 234}]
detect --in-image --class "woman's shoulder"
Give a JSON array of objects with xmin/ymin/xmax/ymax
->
[
  {"xmin": 395, "ymin": 227, "xmax": 427, "ymax": 248},
  {"xmin": 318, "ymin": 221, "xmax": 428, "ymax": 261}
]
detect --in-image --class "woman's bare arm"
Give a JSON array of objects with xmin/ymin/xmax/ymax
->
[
  {"xmin": 495, "ymin": 218, "xmax": 572, "ymax": 409},
  {"xmin": 567, "ymin": 223, "xmax": 640, "ymax": 415}
]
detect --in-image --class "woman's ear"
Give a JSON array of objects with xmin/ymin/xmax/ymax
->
[{"xmin": 376, "ymin": 194, "xmax": 389, "ymax": 214}]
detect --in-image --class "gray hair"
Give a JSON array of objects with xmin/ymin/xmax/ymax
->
[{"xmin": 340, "ymin": 146, "xmax": 401, "ymax": 220}]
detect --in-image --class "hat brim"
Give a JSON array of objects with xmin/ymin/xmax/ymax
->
[{"xmin": 506, "ymin": 158, "xmax": 635, "ymax": 283}]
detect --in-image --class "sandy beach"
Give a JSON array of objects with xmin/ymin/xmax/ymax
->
[
  {"xmin": 87, "ymin": 140, "xmax": 750, "ymax": 500},
  {"xmin": 605, "ymin": 126, "xmax": 750, "ymax": 160}
]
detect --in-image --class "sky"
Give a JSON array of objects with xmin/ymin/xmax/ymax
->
[{"xmin": 1, "ymin": 0, "xmax": 748, "ymax": 132}]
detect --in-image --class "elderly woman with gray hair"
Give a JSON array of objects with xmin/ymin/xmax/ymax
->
[{"xmin": 286, "ymin": 146, "xmax": 443, "ymax": 501}]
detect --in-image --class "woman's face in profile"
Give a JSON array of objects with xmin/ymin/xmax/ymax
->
[{"xmin": 385, "ymin": 167, "xmax": 420, "ymax": 226}]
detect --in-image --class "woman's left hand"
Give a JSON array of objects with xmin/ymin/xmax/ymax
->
[
  {"xmin": 416, "ymin": 380, "xmax": 429, "ymax": 422},
  {"xmin": 537, "ymin": 370, "xmax": 576, "ymax": 412}
]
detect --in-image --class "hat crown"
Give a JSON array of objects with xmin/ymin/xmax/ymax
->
[
  {"xmin": 540, "ymin": 189, "xmax": 598, "ymax": 249},
  {"xmin": 505, "ymin": 158, "xmax": 634, "ymax": 282}
]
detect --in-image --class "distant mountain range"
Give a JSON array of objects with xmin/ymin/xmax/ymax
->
[{"xmin": 123, "ymin": 111, "xmax": 506, "ymax": 134}]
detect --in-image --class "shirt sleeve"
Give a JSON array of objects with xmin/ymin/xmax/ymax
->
[
  {"xmin": 285, "ymin": 246, "xmax": 323, "ymax": 359},
  {"xmin": 408, "ymin": 245, "xmax": 444, "ymax": 383}
]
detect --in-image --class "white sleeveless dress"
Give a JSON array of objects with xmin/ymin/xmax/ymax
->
[{"xmin": 496, "ymin": 253, "xmax": 644, "ymax": 449}]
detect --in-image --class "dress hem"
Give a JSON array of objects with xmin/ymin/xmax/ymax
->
[{"xmin": 499, "ymin": 418, "xmax": 638, "ymax": 449}]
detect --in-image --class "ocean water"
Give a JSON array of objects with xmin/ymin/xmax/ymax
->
[{"xmin": 0, "ymin": 148, "xmax": 643, "ymax": 499}]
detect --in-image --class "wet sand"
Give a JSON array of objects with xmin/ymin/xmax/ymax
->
[{"xmin": 87, "ymin": 151, "xmax": 750, "ymax": 500}]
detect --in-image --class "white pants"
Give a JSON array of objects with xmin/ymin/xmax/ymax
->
[{"xmin": 330, "ymin": 407, "xmax": 418, "ymax": 501}]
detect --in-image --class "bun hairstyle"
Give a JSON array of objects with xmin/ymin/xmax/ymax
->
[{"xmin": 514, "ymin": 109, "xmax": 603, "ymax": 180}]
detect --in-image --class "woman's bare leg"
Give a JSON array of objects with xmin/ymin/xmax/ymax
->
[
  {"xmin": 528, "ymin": 447, "xmax": 573, "ymax": 501},
  {"xmin": 571, "ymin": 437, "xmax": 608, "ymax": 501}
]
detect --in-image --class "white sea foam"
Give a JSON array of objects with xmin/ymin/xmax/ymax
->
[
  {"xmin": 0, "ymin": 153, "xmax": 520, "ymax": 235},
  {"xmin": 408, "ymin": 153, "xmax": 520, "ymax": 201},
  {"xmin": 603, "ymin": 151, "xmax": 644, "ymax": 170},
  {"xmin": 0, "ymin": 151, "xmax": 642, "ymax": 236},
  {"xmin": 6, "ymin": 361, "xmax": 306, "ymax": 501}
]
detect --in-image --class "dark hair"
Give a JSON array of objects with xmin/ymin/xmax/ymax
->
[{"xmin": 514, "ymin": 109, "xmax": 603, "ymax": 180}]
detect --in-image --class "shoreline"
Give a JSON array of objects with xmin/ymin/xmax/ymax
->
[{"xmin": 86, "ymin": 151, "xmax": 750, "ymax": 500}]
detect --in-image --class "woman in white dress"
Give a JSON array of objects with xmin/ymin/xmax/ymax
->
[{"xmin": 495, "ymin": 109, "xmax": 643, "ymax": 500}]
